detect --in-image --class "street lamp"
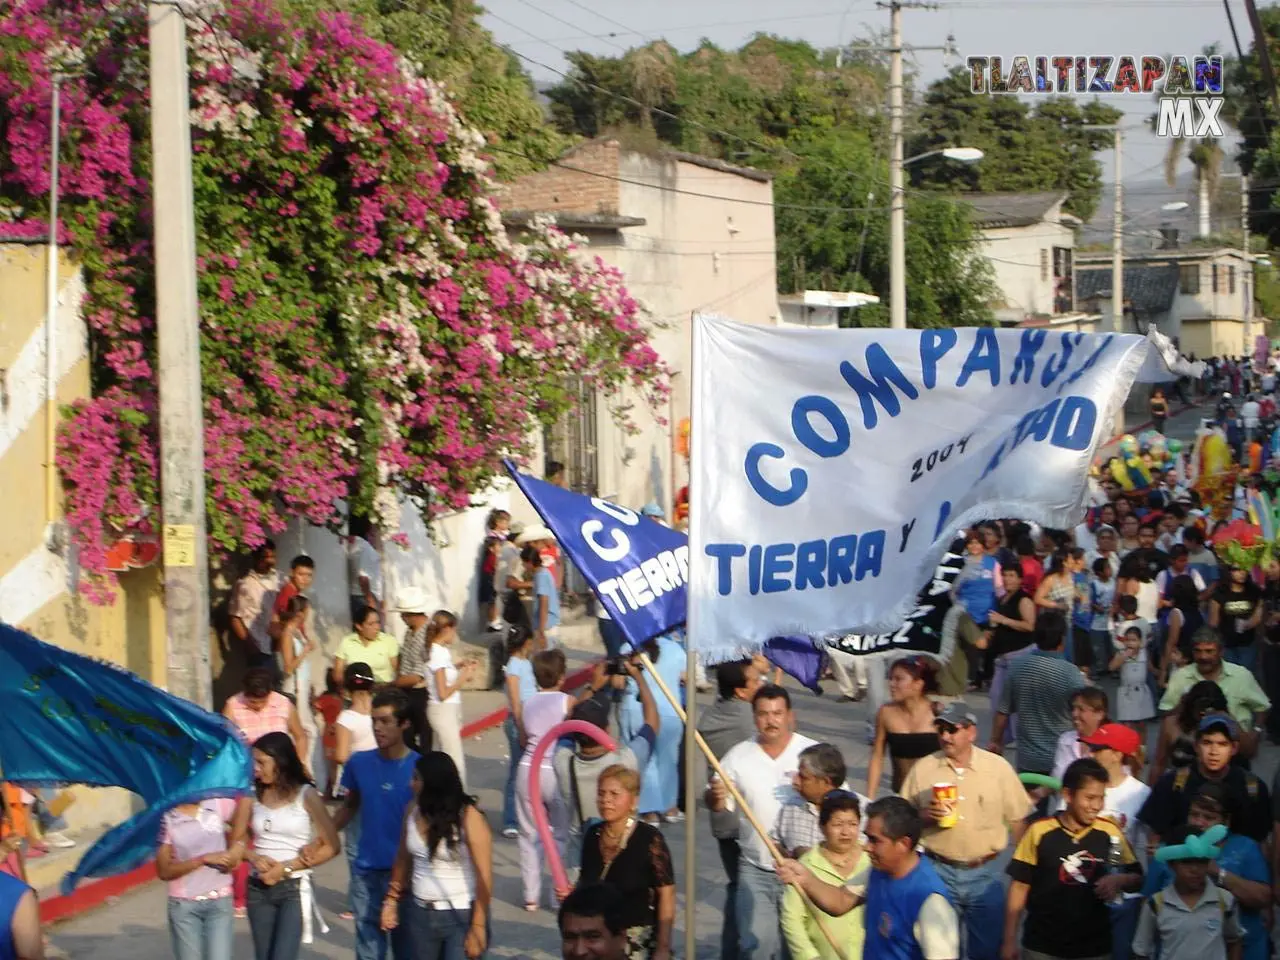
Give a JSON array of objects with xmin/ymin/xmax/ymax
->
[{"xmin": 890, "ymin": 146, "xmax": 984, "ymax": 329}]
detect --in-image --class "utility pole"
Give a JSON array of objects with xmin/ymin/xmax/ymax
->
[
  {"xmin": 879, "ymin": 0, "xmax": 938, "ymax": 329},
  {"xmin": 1243, "ymin": 175, "xmax": 1253, "ymax": 350},
  {"xmin": 1112, "ymin": 127, "xmax": 1123, "ymax": 335},
  {"xmin": 150, "ymin": 0, "xmax": 212, "ymax": 709}
]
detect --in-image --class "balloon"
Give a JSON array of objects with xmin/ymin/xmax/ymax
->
[
  {"xmin": 1154, "ymin": 824, "xmax": 1227, "ymax": 863},
  {"xmin": 1019, "ymin": 773, "xmax": 1061, "ymax": 791},
  {"xmin": 1167, "ymin": 438, "xmax": 1183, "ymax": 455},
  {"xmin": 529, "ymin": 719, "xmax": 617, "ymax": 899},
  {"xmin": 1119, "ymin": 435, "xmax": 1138, "ymax": 456}
]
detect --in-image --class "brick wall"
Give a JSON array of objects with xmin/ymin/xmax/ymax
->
[{"xmin": 498, "ymin": 139, "xmax": 621, "ymax": 214}]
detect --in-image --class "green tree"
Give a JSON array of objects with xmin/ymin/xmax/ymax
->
[
  {"xmin": 546, "ymin": 37, "xmax": 995, "ymax": 326},
  {"xmin": 1226, "ymin": 5, "xmax": 1280, "ymax": 245},
  {"xmin": 907, "ymin": 69, "xmax": 1122, "ymax": 223}
]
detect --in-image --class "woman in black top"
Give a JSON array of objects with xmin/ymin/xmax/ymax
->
[
  {"xmin": 578, "ymin": 765, "xmax": 675, "ymax": 959},
  {"xmin": 1210, "ymin": 565, "xmax": 1264, "ymax": 669}
]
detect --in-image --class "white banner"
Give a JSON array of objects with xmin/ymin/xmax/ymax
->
[{"xmin": 688, "ymin": 314, "xmax": 1160, "ymax": 660}]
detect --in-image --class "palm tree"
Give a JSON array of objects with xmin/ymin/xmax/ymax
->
[
  {"xmin": 1151, "ymin": 45, "xmax": 1227, "ymax": 238},
  {"xmin": 1164, "ymin": 134, "xmax": 1223, "ymax": 238}
]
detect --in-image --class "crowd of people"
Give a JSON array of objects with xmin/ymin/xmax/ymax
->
[{"xmin": 12, "ymin": 373, "xmax": 1280, "ymax": 960}]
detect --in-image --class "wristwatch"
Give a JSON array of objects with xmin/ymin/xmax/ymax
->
[{"xmin": 283, "ymin": 865, "xmax": 295, "ymax": 878}]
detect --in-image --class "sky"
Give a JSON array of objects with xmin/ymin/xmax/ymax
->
[{"xmin": 480, "ymin": 0, "xmax": 1255, "ymax": 232}]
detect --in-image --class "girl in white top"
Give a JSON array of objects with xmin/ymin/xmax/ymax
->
[
  {"xmin": 382, "ymin": 752, "xmax": 493, "ymax": 958},
  {"xmin": 513, "ymin": 649, "xmax": 608, "ymax": 911},
  {"xmin": 276, "ymin": 595, "xmax": 316, "ymax": 766},
  {"xmin": 424, "ymin": 611, "xmax": 478, "ymax": 789},
  {"xmin": 231, "ymin": 731, "xmax": 340, "ymax": 960}
]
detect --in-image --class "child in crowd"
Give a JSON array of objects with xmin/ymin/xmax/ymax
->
[
  {"xmin": 1089, "ymin": 557, "xmax": 1117, "ymax": 677},
  {"xmin": 312, "ymin": 674, "xmax": 344, "ymax": 800},
  {"xmin": 502, "ymin": 627, "xmax": 536, "ymax": 840},
  {"xmin": 481, "ymin": 508, "xmax": 511, "ymax": 632},
  {"xmin": 1110, "ymin": 627, "xmax": 1156, "ymax": 738},
  {"xmin": 1133, "ymin": 825, "xmax": 1244, "ymax": 960}
]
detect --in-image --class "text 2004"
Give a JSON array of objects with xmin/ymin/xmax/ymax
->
[{"xmin": 909, "ymin": 435, "xmax": 973, "ymax": 483}]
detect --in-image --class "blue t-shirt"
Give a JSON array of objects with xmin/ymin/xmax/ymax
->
[
  {"xmin": 864, "ymin": 857, "xmax": 953, "ymax": 960},
  {"xmin": 1141, "ymin": 833, "xmax": 1270, "ymax": 960},
  {"xmin": 955, "ymin": 555, "xmax": 999, "ymax": 624},
  {"xmin": 1072, "ymin": 572, "xmax": 1093, "ymax": 630},
  {"xmin": 341, "ymin": 748, "xmax": 420, "ymax": 871},
  {"xmin": 0, "ymin": 872, "xmax": 29, "ymax": 960},
  {"xmin": 534, "ymin": 568, "xmax": 561, "ymax": 630},
  {"xmin": 504, "ymin": 655, "xmax": 537, "ymax": 702}
]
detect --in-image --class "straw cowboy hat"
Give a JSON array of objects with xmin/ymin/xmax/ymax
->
[
  {"xmin": 393, "ymin": 588, "xmax": 432, "ymax": 614},
  {"xmin": 515, "ymin": 523, "xmax": 555, "ymax": 545}
]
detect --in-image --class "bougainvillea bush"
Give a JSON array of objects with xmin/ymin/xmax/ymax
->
[{"xmin": 0, "ymin": 0, "xmax": 668, "ymax": 598}]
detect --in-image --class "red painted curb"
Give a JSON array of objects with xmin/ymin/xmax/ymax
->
[
  {"xmin": 40, "ymin": 862, "xmax": 155, "ymax": 924},
  {"xmin": 39, "ymin": 658, "xmax": 602, "ymax": 924}
]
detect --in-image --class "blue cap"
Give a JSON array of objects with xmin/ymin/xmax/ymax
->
[
  {"xmin": 1198, "ymin": 711, "xmax": 1240, "ymax": 740},
  {"xmin": 640, "ymin": 502, "xmax": 664, "ymax": 517}
]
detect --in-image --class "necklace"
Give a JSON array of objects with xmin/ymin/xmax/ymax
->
[{"xmin": 599, "ymin": 817, "xmax": 636, "ymax": 878}]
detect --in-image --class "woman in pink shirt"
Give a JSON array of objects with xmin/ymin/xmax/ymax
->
[{"xmin": 156, "ymin": 795, "xmax": 252, "ymax": 960}]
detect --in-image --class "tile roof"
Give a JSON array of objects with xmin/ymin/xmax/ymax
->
[
  {"xmin": 1075, "ymin": 263, "xmax": 1180, "ymax": 314},
  {"xmin": 960, "ymin": 190, "xmax": 1069, "ymax": 228}
]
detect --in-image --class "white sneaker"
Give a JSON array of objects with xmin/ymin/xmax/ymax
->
[{"xmin": 42, "ymin": 832, "xmax": 75, "ymax": 849}]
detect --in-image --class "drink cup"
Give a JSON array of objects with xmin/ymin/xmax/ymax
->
[{"xmin": 933, "ymin": 782, "xmax": 959, "ymax": 828}]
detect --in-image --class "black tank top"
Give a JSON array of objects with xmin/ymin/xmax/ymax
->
[{"xmin": 991, "ymin": 590, "xmax": 1032, "ymax": 657}]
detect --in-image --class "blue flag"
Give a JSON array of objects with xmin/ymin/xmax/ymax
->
[
  {"xmin": 505, "ymin": 463, "xmax": 826, "ymax": 688},
  {"xmin": 0, "ymin": 625, "xmax": 253, "ymax": 893}
]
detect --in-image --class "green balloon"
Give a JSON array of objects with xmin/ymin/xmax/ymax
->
[{"xmin": 1167, "ymin": 438, "xmax": 1184, "ymax": 454}]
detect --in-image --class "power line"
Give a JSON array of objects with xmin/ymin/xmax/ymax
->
[{"xmin": 507, "ymin": 0, "xmax": 630, "ymax": 53}]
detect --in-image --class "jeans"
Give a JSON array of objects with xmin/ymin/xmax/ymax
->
[
  {"xmin": 929, "ymin": 858, "xmax": 1005, "ymax": 960},
  {"xmin": 351, "ymin": 867, "xmax": 395, "ymax": 960},
  {"xmin": 168, "ymin": 896, "xmax": 234, "ymax": 960},
  {"xmin": 502, "ymin": 715, "xmax": 521, "ymax": 831},
  {"xmin": 1225, "ymin": 644, "xmax": 1258, "ymax": 672},
  {"xmin": 401, "ymin": 901, "xmax": 475, "ymax": 960},
  {"xmin": 247, "ymin": 878, "xmax": 303, "ymax": 960},
  {"xmin": 598, "ymin": 617, "xmax": 625, "ymax": 659},
  {"xmin": 1090, "ymin": 630, "xmax": 1114, "ymax": 676},
  {"xmin": 718, "ymin": 838, "xmax": 741, "ymax": 960},
  {"xmin": 736, "ymin": 860, "xmax": 785, "ymax": 960},
  {"xmin": 1109, "ymin": 898, "xmax": 1141, "ymax": 960},
  {"xmin": 345, "ymin": 817, "xmax": 362, "ymax": 915}
]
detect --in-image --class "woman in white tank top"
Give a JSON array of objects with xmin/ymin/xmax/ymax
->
[
  {"xmin": 381, "ymin": 752, "xmax": 493, "ymax": 960},
  {"xmin": 231, "ymin": 732, "xmax": 341, "ymax": 960}
]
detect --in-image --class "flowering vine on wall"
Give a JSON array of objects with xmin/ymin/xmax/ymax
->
[{"xmin": 0, "ymin": 0, "xmax": 669, "ymax": 600}]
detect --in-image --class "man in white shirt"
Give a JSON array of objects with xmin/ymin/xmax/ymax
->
[
  {"xmin": 1241, "ymin": 394, "xmax": 1262, "ymax": 440},
  {"xmin": 707, "ymin": 685, "xmax": 816, "ymax": 960}
]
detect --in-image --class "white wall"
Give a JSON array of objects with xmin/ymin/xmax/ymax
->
[
  {"xmin": 777, "ymin": 302, "xmax": 839, "ymax": 327},
  {"xmin": 979, "ymin": 220, "xmax": 1075, "ymax": 322},
  {"xmin": 585, "ymin": 153, "xmax": 780, "ymax": 515},
  {"xmin": 274, "ymin": 493, "xmax": 510, "ymax": 661}
]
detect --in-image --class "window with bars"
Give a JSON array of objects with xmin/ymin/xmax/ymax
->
[
  {"xmin": 1178, "ymin": 264, "xmax": 1200, "ymax": 294},
  {"xmin": 1040, "ymin": 249, "xmax": 1049, "ymax": 282},
  {"xmin": 1229, "ymin": 265, "xmax": 1236, "ymax": 294}
]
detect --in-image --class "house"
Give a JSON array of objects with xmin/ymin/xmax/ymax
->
[
  {"xmin": 1075, "ymin": 248, "xmax": 1252, "ymax": 357},
  {"xmin": 498, "ymin": 137, "xmax": 781, "ymax": 514},
  {"xmin": 0, "ymin": 238, "xmax": 167, "ymax": 858},
  {"xmin": 963, "ymin": 190, "xmax": 1090, "ymax": 325}
]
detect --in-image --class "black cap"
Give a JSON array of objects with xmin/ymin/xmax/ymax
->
[{"xmin": 572, "ymin": 698, "xmax": 609, "ymax": 730}]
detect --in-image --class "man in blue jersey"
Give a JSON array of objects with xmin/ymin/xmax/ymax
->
[{"xmin": 779, "ymin": 796, "xmax": 959, "ymax": 960}]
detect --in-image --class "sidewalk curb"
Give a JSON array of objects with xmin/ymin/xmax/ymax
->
[{"xmin": 39, "ymin": 660, "xmax": 601, "ymax": 925}]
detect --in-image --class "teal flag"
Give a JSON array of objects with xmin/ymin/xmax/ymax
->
[{"xmin": 0, "ymin": 624, "xmax": 252, "ymax": 892}]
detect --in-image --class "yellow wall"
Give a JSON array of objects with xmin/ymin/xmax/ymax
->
[
  {"xmin": 0, "ymin": 243, "xmax": 168, "ymax": 850},
  {"xmin": 1180, "ymin": 318, "xmax": 1246, "ymax": 358}
]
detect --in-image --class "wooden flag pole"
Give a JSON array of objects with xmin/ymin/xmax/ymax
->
[{"xmin": 637, "ymin": 652, "xmax": 851, "ymax": 960}]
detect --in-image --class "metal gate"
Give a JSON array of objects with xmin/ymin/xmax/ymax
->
[{"xmin": 542, "ymin": 380, "xmax": 599, "ymax": 602}]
